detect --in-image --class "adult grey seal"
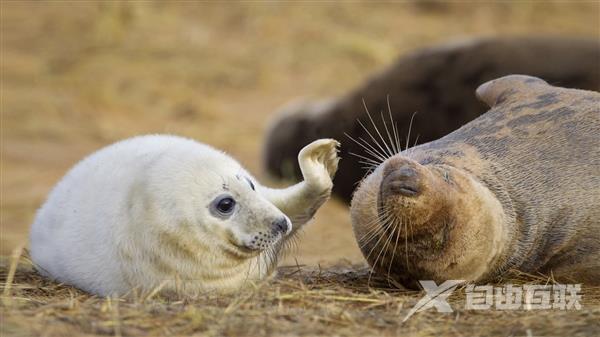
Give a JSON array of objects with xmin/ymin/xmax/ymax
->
[{"xmin": 350, "ymin": 75, "xmax": 599, "ymax": 288}]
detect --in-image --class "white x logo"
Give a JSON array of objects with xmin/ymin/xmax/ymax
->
[{"xmin": 403, "ymin": 280, "xmax": 465, "ymax": 322}]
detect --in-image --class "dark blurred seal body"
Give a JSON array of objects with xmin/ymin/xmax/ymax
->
[
  {"xmin": 263, "ymin": 37, "xmax": 600, "ymax": 203},
  {"xmin": 350, "ymin": 75, "xmax": 600, "ymax": 287}
]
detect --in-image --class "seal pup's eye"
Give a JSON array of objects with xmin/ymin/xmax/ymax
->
[
  {"xmin": 217, "ymin": 197, "xmax": 236, "ymax": 213},
  {"xmin": 211, "ymin": 195, "xmax": 237, "ymax": 217}
]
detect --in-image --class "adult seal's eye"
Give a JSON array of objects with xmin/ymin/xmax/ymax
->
[
  {"xmin": 443, "ymin": 170, "xmax": 450, "ymax": 183},
  {"xmin": 211, "ymin": 195, "xmax": 236, "ymax": 217}
]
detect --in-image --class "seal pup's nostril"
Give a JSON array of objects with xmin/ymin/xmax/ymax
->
[
  {"xmin": 382, "ymin": 164, "xmax": 421, "ymax": 197},
  {"xmin": 271, "ymin": 217, "xmax": 289, "ymax": 235}
]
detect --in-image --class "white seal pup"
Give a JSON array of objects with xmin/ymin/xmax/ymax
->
[{"xmin": 29, "ymin": 135, "xmax": 339, "ymax": 297}]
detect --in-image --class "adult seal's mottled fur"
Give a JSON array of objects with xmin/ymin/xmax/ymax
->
[
  {"xmin": 350, "ymin": 75, "xmax": 599, "ymax": 288},
  {"xmin": 30, "ymin": 135, "xmax": 339, "ymax": 297},
  {"xmin": 263, "ymin": 37, "xmax": 600, "ymax": 203}
]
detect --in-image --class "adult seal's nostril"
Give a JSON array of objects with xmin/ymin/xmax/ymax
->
[
  {"xmin": 382, "ymin": 165, "xmax": 421, "ymax": 197},
  {"xmin": 397, "ymin": 165, "xmax": 417, "ymax": 179},
  {"xmin": 271, "ymin": 218, "xmax": 289, "ymax": 235}
]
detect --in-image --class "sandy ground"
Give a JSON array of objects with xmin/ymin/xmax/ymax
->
[
  {"xmin": 2, "ymin": 255, "xmax": 600, "ymax": 337},
  {"xmin": 1, "ymin": 1, "xmax": 598, "ymax": 267}
]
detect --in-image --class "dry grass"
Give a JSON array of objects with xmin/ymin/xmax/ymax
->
[
  {"xmin": 1, "ymin": 250, "xmax": 600, "ymax": 337},
  {"xmin": 2, "ymin": 2, "xmax": 600, "ymax": 336}
]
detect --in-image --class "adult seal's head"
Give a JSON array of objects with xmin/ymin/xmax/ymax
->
[
  {"xmin": 351, "ymin": 149, "xmax": 507, "ymax": 288},
  {"xmin": 351, "ymin": 75, "xmax": 600, "ymax": 288}
]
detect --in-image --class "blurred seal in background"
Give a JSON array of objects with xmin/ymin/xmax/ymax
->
[{"xmin": 263, "ymin": 36, "xmax": 600, "ymax": 203}]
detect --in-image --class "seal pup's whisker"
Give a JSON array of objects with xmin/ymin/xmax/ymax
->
[{"xmin": 281, "ymin": 231, "xmax": 301, "ymax": 255}]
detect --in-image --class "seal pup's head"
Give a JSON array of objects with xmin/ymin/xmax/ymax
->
[
  {"xmin": 204, "ymin": 171, "xmax": 292, "ymax": 255},
  {"xmin": 123, "ymin": 141, "xmax": 293, "ymax": 294},
  {"xmin": 350, "ymin": 147, "xmax": 507, "ymax": 289}
]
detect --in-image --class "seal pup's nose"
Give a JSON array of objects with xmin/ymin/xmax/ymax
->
[
  {"xmin": 271, "ymin": 217, "xmax": 290, "ymax": 235},
  {"xmin": 381, "ymin": 162, "xmax": 422, "ymax": 198}
]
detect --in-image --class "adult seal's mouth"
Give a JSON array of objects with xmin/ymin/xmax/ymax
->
[{"xmin": 381, "ymin": 164, "xmax": 422, "ymax": 198}]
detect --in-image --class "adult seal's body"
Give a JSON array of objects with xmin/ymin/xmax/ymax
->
[
  {"xmin": 30, "ymin": 135, "xmax": 339, "ymax": 296},
  {"xmin": 350, "ymin": 75, "xmax": 599, "ymax": 287},
  {"xmin": 263, "ymin": 37, "xmax": 600, "ymax": 203}
]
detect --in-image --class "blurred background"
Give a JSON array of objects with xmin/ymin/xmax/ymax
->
[{"xmin": 1, "ymin": 2, "xmax": 598, "ymax": 265}]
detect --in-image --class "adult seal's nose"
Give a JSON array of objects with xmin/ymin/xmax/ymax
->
[
  {"xmin": 271, "ymin": 217, "xmax": 290, "ymax": 235},
  {"xmin": 382, "ymin": 164, "xmax": 422, "ymax": 197}
]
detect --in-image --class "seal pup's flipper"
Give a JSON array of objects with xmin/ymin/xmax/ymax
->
[{"xmin": 259, "ymin": 139, "xmax": 340, "ymax": 234}]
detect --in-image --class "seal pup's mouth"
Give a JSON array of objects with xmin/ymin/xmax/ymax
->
[
  {"xmin": 227, "ymin": 217, "xmax": 291, "ymax": 257},
  {"xmin": 220, "ymin": 238, "xmax": 262, "ymax": 260}
]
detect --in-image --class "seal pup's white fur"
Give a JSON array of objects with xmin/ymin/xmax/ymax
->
[{"xmin": 30, "ymin": 135, "xmax": 339, "ymax": 297}]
